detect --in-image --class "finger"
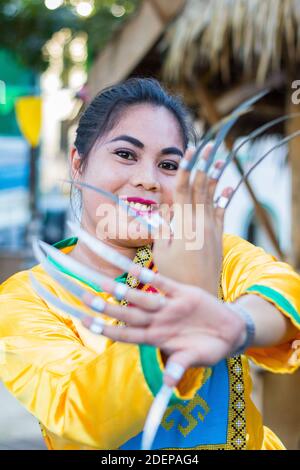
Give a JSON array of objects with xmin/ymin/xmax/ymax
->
[
  {"xmin": 214, "ymin": 187, "xmax": 233, "ymax": 225},
  {"xmin": 163, "ymin": 351, "xmax": 199, "ymax": 387},
  {"xmin": 175, "ymin": 146, "xmax": 195, "ymax": 203},
  {"xmin": 207, "ymin": 160, "xmax": 224, "ymax": 205},
  {"xmin": 147, "ymin": 273, "xmax": 179, "ymax": 296},
  {"xmin": 163, "ymin": 361, "xmax": 185, "ymax": 387},
  {"xmin": 102, "ymin": 303, "xmax": 153, "ymax": 327},
  {"xmin": 146, "ymin": 211, "xmax": 173, "ymax": 245},
  {"xmin": 122, "ymin": 288, "xmax": 167, "ymax": 312},
  {"xmin": 102, "ymin": 323, "xmax": 149, "ymax": 344},
  {"xmin": 192, "ymin": 142, "xmax": 214, "ymax": 206},
  {"xmin": 81, "ymin": 315, "xmax": 106, "ymax": 334}
]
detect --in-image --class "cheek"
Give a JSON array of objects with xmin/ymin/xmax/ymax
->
[
  {"xmin": 81, "ymin": 156, "xmax": 130, "ymax": 199},
  {"xmin": 79, "ymin": 159, "xmax": 127, "ymax": 219}
]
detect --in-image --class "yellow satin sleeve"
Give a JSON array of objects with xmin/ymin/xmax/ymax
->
[
  {"xmin": 222, "ymin": 234, "xmax": 300, "ymax": 373},
  {"xmin": 0, "ymin": 266, "xmax": 203, "ymax": 450}
]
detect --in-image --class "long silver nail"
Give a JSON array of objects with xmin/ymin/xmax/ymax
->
[
  {"xmin": 217, "ymin": 196, "xmax": 229, "ymax": 209},
  {"xmin": 113, "ymin": 284, "xmax": 129, "ymax": 302},
  {"xmin": 90, "ymin": 318, "xmax": 104, "ymax": 335},
  {"xmin": 179, "ymin": 159, "xmax": 190, "ymax": 171},
  {"xmin": 30, "ymin": 273, "xmax": 101, "ymax": 324}
]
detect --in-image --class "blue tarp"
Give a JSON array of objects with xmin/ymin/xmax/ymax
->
[{"xmin": 0, "ymin": 136, "xmax": 29, "ymax": 191}]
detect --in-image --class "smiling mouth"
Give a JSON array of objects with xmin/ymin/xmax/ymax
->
[{"xmin": 120, "ymin": 196, "xmax": 159, "ymax": 214}]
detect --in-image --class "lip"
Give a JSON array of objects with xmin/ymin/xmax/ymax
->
[{"xmin": 120, "ymin": 196, "xmax": 158, "ymax": 205}]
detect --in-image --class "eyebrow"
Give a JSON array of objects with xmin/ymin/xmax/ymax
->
[
  {"xmin": 161, "ymin": 147, "xmax": 183, "ymax": 158},
  {"xmin": 108, "ymin": 134, "xmax": 184, "ymax": 157},
  {"xmin": 108, "ymin": 135, "xmax": 144, "ymax": 148}
]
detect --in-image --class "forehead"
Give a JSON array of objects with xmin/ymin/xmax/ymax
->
[{"xmin": 104, "ymin": 103, "xmax": 184, "ymax": 149}]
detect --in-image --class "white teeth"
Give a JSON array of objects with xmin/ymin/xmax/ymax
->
[{"xmin": 124, "ymin": 200, "xmax": 152, "ymax": 211}]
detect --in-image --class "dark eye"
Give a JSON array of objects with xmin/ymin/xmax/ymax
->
[
  {"xmin": 158, "ymin": 160, "xmax": 179, "ymax": 171},
  {"xmin": 115, "ymin": 150, "xmax": 136, "ymax": 160}
]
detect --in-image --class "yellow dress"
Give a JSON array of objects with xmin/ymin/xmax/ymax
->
[{"xmin": 0, "ymin": 234, "xmax": 299, "ymax": 450}]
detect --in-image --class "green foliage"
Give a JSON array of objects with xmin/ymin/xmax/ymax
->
[{"xmin": 0, "ymin": 0, "xmax": 139, "ymax": 72}]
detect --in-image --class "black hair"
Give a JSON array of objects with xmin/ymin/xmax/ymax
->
[{"xmin": 74, "ymin": 77, "xmax": 194, "ymax": 171}]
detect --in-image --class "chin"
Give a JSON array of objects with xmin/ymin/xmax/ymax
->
[
  {"xmin": 119, "ymin": 237, "xmax": 153, "ymax": 248},
  {"xmin": 108, "ymin": 235, "xmax": 153, "ymax": 248}
]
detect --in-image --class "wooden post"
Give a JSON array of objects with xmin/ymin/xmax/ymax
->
[
  {"xmin": 286, "ymin": 97, "xmax": 300, "ymax": 270},
  {"xmin": 191, "ymin": 80, "xmax": 284, "ymax": 259}
]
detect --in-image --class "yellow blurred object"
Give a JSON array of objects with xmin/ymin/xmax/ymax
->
[{"xmin": 15, "ymin": 96, "xmax": 42, "ymax": 148}]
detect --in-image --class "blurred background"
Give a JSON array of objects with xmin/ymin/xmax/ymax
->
[{"xmin": 0, "ymin": 0, "xmax": 300, "ymax": 450}]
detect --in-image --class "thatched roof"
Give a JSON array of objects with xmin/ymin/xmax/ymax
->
[{"xmin": 163, "ymin": 0, "xmax": 300, "ymax": 84}]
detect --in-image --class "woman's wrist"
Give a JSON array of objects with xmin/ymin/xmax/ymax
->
[{"xmin": 227, "ymin": 303, "xmax": 256, "ymax": 356}]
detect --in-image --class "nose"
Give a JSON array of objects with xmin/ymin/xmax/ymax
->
[{"xmin": 130, "ymin": 160, "xmax": 161, "ymax": 192}]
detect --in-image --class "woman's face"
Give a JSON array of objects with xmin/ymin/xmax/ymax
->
[{"xmin": 71, "ymin": 103, "xmax": 185, "ymax": 247}]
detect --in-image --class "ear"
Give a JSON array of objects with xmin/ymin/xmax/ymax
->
[{"xmin": 70, "ymin": 147, "xmax": 82, "ymax": 180}]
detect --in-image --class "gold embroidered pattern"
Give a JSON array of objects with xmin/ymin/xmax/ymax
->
[
  {"xmin": 121, "ymin": 245, "xmax": 152, "ymax": 306},
  {"xmin": 224, "ymin": 356, "xmax": 246, "ymax": 450},
  {"xmin": 161, "ymin": 367, "xmax": 212, "ymax": 437},
  {"xmin": 162, "ymin": 394, "xmax": 210, "ymax": 437}
]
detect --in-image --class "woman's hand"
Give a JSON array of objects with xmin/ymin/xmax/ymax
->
[
  {"xmin": 99, "ymin": 273, "xmax": 246, "ymax": 386},
  {"xmin": 152, "ymin": 144, "xmax": 232, "ymax": 297}
]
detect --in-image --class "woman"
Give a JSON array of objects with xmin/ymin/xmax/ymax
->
[{"xmin": 0, "ymin": 78, "xmax": 299, "ymax": 450}]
